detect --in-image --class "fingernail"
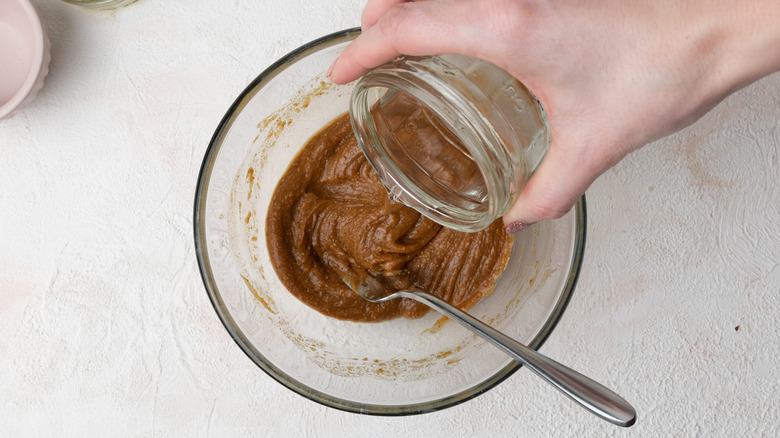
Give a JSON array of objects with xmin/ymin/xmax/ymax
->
[
  {"xmin": 505, "ymin": 221, "xmax": 533, "ymax": 235},
  {"xmin": 326, "ymin": 59, "xmax": 337, "ymax": 78}
]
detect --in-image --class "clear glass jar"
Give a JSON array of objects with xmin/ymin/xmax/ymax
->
[
  {"xmin": 350, "ymin": 55, "xmax": 550, "ymax": 232},
  {"xmin": 60, "ymin": 0, "xmax": 137, "ymax": 9}
]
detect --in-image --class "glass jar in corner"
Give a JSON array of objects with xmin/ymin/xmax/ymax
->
[
  {"xmin": 350, "ymin": 54, "xmax": 550, "ymax": 233},
  {"xmin": 60, "ymin": 0, "xmax": 138, "ymax": 9}
]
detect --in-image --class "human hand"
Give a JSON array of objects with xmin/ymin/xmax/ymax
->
[{"xmin": 329, "ymin": 0, "xmax": 780, "ymax": 232}]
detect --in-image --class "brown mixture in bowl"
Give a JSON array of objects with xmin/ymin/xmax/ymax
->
[{"xmin": 265, "ymin": 111, "xmax": 513, "ymax": 322}]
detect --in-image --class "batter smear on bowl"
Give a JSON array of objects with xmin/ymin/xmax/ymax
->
[{"xmin": 266, "ymin": 111, "xmax": 513, "ymax": 322}]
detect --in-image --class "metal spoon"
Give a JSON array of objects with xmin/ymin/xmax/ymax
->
[{"xmin": 355, "ymin": 274, "xmax": 636, "ymax": 427}]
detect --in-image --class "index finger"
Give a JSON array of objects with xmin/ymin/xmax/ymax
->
[
  {"xmin": 329, "ymin": 1, "xmax": 473, "ymax": 84},
  {"xmin": 361, "ymin": 0, "xmax": 409, "ymax": 30}
]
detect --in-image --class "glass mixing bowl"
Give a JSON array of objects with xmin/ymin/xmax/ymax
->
[{"xmin": 194, "ymin": 28, "xmax": 586, "ymax": 415}]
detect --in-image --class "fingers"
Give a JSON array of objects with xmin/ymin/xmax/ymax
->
[
  {"xmin": 502, "ymin": 133, "xmax": 602, "ymax": 233},
  {"xmin": 361, "ymin": 0, "xmax": 409, "ymax": 30},
  {"xmin": 329, "ymin": 1, "xmax": 474, "ymax": 84}
]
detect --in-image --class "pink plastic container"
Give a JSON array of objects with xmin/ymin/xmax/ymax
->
[{"xmin": 0, "ymin": 0, "xmax": 51, "ymax": 120}]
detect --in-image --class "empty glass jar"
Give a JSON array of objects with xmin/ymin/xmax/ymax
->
[{"xmin": 350, "ymin": 54, "xmax": 550, "ymax": 232}]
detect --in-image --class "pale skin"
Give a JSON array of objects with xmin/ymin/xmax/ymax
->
[{"xmin": 329, "ymin": 0, "xmax": 780, "ymax": 233}]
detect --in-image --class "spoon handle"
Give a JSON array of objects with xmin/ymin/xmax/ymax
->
[{"xmin": 399, "ymin": 290, "xmax": 636, "ymax": 427}]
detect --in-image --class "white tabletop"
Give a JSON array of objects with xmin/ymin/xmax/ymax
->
[{"xmin": 2, "ymin": 1, "xmax": 778, "ymax": 436}]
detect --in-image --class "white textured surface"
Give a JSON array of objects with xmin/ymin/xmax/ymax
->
[{"xmin": 0, "ymin": 1, "xmax": 778, "ymax": 436}]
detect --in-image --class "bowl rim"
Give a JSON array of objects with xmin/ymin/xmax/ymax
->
[
  {"xmin": 194, "ymin": 27, "xmax": 586, "ymax": 416},
  {"xmin": 0, "ymin": 0, "xmax": 47, "ymax": 119}
]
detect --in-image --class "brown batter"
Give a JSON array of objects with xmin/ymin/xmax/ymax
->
[{"xmin": 266, "ymin": 110, "xmax": 513, "ymax": 322}]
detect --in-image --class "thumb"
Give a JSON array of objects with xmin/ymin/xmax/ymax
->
[{"xmin": 502, "ymin": 134, "xmax": 600, "ymax": 234}]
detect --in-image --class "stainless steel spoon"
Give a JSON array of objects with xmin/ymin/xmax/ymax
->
[{"xmin": 355, "ymin": 274, "xmax": 636, "ymax": 427}]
